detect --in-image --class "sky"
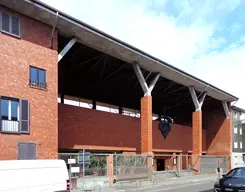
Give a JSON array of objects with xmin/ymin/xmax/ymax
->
[{"xmin": 41, "ymin": 0, "xmax": 245, "ymax": 109}]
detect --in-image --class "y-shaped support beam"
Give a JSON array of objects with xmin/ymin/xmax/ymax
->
[
  {"xmin": 133, "ymin": 63, "xmax": 160, "ymax": 96},
  {"xmin": 58, "ymin": 37, "xmax": 77, "ymax": 62},
  {"xmin": 189, "ymin": 86, "xmax": 207, "ymax": 111},
  {"xmin": 222, "ymin": 101, "xmax": 230, "ymax": 119}
]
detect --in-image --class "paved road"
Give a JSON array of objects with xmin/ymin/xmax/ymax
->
[
  {"xmin": 99, "ymin": 175, "xmax": 217, "ymax": 192},
  {"xmin": 163, "ymin": 181, "xmax": 214, "ymax": 192},
  {"xmin": 139, "ymin": 180, "xmax": 214, "ymax": 192}
]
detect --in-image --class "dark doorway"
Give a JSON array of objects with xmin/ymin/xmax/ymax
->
[{"xmin": 157, "ymin": 159, "xmax": 165, "ymax": 171}]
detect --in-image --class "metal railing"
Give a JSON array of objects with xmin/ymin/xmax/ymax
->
[
  {"xmin": 1, "ymin": 119, "xmax": 19, "ymax": 132},
  {"xmin": 29, "ymin": 79, "xmax": 47, "ymax": 89}
]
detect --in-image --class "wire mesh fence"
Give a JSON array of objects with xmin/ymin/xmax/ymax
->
[
  {"xmin": 113, "ymin": 154, "xmax": 152, "ymax": 180},
  {"xmin": 58, "ymin": 151, "xmax": 230, "ymax": 191},
  {"xmin": 200, "ymin": 155, "xmax": 228, "ymax": 174},
  {"xmin": 58, "ymin": 152, "xmax": 110, "ymax": 191}
]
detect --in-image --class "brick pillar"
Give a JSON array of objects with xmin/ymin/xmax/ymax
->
[
  {"xmin": 171, "ymin": 153, "xmax": 177, "ymax": 170},
  {"xmin": 141, "ymin": 96, "xmax": 153, "ymax": 179},
  {"xmin": 107, "ymin": 155, "xmax": 114, "ymax": 185},
  {"xmin": 179, "ymin": 153, "xmax": 183, "ymax": 170},
  {"xmin": 192, "ymin": 111, "xmax": 202, "ymax": 174},
  {"xmin": 141, "ymin": 96, "xmax": 152, "ymax": 154},
  {"xmin": 152, "ymin": 158, "xmax": 157, "ymax": 171}
]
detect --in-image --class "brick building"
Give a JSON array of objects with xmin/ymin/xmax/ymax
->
[{"xmin": 0, "ymin": 0, "xmax": 238, "ymax": 172}]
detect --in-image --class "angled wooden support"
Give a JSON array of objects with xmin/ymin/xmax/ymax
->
[
  {"xmin": 132, "ymin": 63, "xmax": 160, "ymax": 96},
  {"xmin": 58, "ymin": 37, "xmax": 78, "ymax": 62},
  {"xmin": 189, "ymin": 86, "xmax": 207, "ymax": 111},
  {"xmin": 222, "ymin": 101, "xmax": 230, "ymax": 119}
]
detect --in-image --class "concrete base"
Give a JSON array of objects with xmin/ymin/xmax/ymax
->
[{"xmin": 72, "ymin": 176, "xmax": 110, "ymax": 191}]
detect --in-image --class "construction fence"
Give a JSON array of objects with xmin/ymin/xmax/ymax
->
[
  {"xmin": 200, "ymin": 155, "xmax": 229, "ymax": 174},
  {"xmin": 58, "ymin": 152, "xmax": 152, "ymax": 191},
  {"xmin": 58, "ymin": 152, "xmax": 230, "ymax": 191}
]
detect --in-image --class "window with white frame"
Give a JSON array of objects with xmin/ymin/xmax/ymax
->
[
  {"xmin": 234, "ymin": 141, "xmax": 238, "ymax": 148},
  {"xmin": 1, "ymin": 11, "xmax": 20, "ymax": 37},
  {"xmin": 1, "ymin": 98, "xmax": 19, "ymax": 121},
  {"xmin": 240, "ymin": 141, "xmax": 243, "ymax": 149},
  {"xmin": 0, "ymin": 96, "xmax": 30, "ymax": 133},
  {"xmin": 234, "ymin": 111, "xmax": 238, "ymax": 119},
  {"xmin": 234, "ymin": 126, "xmax": 238, "ymax": 134},
  {"xmin": 240, "ymin": 128, "xmax": 243, "ymax": 135}
]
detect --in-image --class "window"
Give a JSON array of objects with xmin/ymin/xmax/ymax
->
[
  {"xmin": 240, "ymin": 128, "xmax": 243, "ymax": 135},
  {"xmin": 234, "ymin": 126, "xmax": 238, "ymax": 134},
  {"xmin": 1, "ymin": 98, "xmax": 18, "ymax": 121},
  {"xmin": 29, "ymin": 66, "xmax": 47, "ymax": 89},
  {"xmin": 234, "ymin": 112, "xmax": 238, "ymax": 119},
  {"xmin": 234, "ymin": 141, "xmax": 238, "ymax": 148},
  {"xmin": 1, "ymin": 11, "xmax": 20, "ymax": 37},
  {"xmin": 240, "ymin": 142, "xmax": 243, "ymax": 149},
  {"xmin": 0, "ymin": 96, "xmax": 30, "ymax": 133}
]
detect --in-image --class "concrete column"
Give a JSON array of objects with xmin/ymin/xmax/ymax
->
[
  {"xmin": 192, "ymin": 111, "xmax": 202, "ymax": 174},
  {"xmin": 141, "ymin": 96, "xmax": 153, "ymax": 154}
]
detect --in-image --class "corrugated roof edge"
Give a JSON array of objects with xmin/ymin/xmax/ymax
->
[
  {"xmin": 29, "ymin": 0, "xmax": 238, "ymax": 101},
  {"xmin": 232, "ymin": 106, "xmax": 245, "ymax": 113}
]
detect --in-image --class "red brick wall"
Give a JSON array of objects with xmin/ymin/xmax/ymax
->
[
  {"xmin": 141, "ymin": 96, "xmax": 152, "ymax": 153},
  {"xmin": 0, "ymin": 6, "xmax": 58, "ymax": 160},
  {"xmin": 58, "ymin": 104, "xmax": 207, "ymax": 152},
  {"xmin": 204, "ymin": 101, "xmax": 232, "ymax": 156},
  {"xmin": 153, "ymin": 118, "xmax": 207, "ymax": 152}
]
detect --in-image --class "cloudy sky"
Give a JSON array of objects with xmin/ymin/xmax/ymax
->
[{"xmin": 41, "ymin": 0, "xmax": 245, "ymax": 108}]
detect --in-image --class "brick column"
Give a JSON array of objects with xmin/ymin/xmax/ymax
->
[
  {"xmin": 171, "ymin": 153, "xmax": 177, "ymax": 170},
  {"xmin": 141, "ymin": 96, "xmax": 152, "ymax": 154},
  {"xmin": 152, "ymin": 158, "xmax": 157, "ymax": 171},
  {"xmin": 179, "ymin": 153, "xmax": 183, "ymax": 170},
  {"xmin": 107, "ymin": 155, "xmax": 114, "ymax": 185},
  {"xmin": 141, "ymin": 96, "xmax": 153, "ymax": 178},
  {"xmin": 192, "ymin": 111, "xmax": 202, "ymax": 174}
]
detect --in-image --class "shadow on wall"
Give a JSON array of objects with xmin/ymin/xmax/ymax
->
[{"xmin": 203, "ymin": 100, "xmax": 231, "ymax": 155}]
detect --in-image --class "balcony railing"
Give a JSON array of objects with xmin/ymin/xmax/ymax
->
[
  {"xmin": 29, "ymin": 79, "xmax": 47, "ymax": 89},
  {"xmin": 1, "ymin": 120, "xmax": 19, "ymax": 133}
]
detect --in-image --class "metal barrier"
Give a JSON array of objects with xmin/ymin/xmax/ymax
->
[
  {"xmin": 113, "ymin": 154, "xmax": 152, "ymax": 180},
  {"xmin": 200, "ymin": 155, "xmax": 228, "ymax": 174},
  {"xmin": 58, "ymin": 152, "xmax": 109, "ymax": 191}
]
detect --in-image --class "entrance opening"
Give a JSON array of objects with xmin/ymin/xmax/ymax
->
[{"xmin": 157, "ymin": 159, "xmax": 165, "ymax": 171}]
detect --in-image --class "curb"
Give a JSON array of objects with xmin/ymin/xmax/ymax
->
[{"xmin": 108, "ymin": 174, "xmax": 218, "ymax": 191}]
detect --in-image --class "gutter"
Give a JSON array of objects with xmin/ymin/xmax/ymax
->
[{"xmin": 27, "ymin": 0, "xmax": 238, "ymax": 101}]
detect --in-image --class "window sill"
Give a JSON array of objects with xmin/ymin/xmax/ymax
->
[
  {"xmin": 0, "ymin": 131, "xmax": 30, "ymax": 135},
  {"xmin": 29, "ymin": 84, "xmax": 48, "ymax": 91},
  {"xmin": 1, "ymin": 30, "xmax": 21, "ymax": 39},
  {"xmin": 0, "ymin": 130, "xmax": 21, "ymax": 135}
]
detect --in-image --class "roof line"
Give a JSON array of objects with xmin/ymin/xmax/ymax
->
[
  {"xmin": 232, "ymin": 105, "xmax": 245, "ymax": 113},
  {"xmin": 30, "ymin": 0, "xmax": 238, "ymax": 101}
]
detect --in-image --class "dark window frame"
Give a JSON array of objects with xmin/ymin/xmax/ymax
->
[
  {"xmin": 29, "ymin": 66, "xmax": 47, "ymax": 89},
  {"xmin": 0, "ymin": 11, "xmax": 21, "ymax": 38}
]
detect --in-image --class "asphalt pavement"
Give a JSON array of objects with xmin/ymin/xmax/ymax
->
[
  {"xmin": 100, "ymin": 174, "xmax": 217, "ymax": 192},
  {"xmin": 144, "ymin": 180, "xmax": 215, "ymax": 192}
]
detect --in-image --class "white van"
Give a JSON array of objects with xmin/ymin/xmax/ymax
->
[{"xmin": 0, "ymin": 159, "xmax": 70, "ymax": 192}]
